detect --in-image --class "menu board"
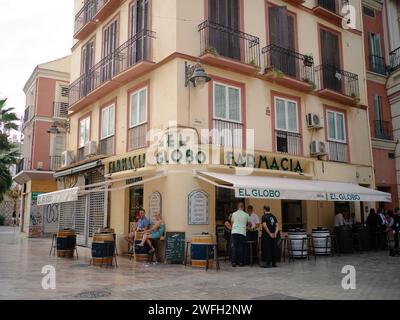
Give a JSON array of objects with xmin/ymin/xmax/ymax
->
[
  {"xmin": 149, "ymin": 191, "xmax": 162, "ymax": 223},
  {"xmin": 164, "ymin": 232, "xmax": 186, "ymax": 264},
  {"xmin": 188, "ymin": 190, "xmax": 209, "ymax": 225}
]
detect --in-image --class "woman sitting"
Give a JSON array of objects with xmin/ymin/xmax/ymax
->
[{"xmin": 137, "ymin": 214, "xmax": 165, "ymax": 253}]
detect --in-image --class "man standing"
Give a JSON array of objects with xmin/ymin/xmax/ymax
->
[
  {"xmin": 393, "ymin": 208, "xmax": 400, "ymax": 254},
  {"xmin": 261, "ymin": 206, "xmax": 279, "ymax": 268},
  {"xmin": 231, "ymin": 203, "xmax": 250, "ymax": 267},
  {"xmin": 247, "ymin": 205, "xmax": 260, "ymax": 263}
]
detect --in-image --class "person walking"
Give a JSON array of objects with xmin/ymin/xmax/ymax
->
[
  {"xmin": 261, "ymin": 206, "xmax": 279, "ymax": 268},
  {"xmin": 231, "ymin": 203, "xmax": 250, "ymax": 267}
]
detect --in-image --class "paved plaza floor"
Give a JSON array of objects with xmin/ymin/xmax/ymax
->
[{"xmin": 0, "ymin": 226, "xmax": 399, "ymax": 300}]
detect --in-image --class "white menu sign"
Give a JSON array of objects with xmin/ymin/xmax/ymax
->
[
  {"xmin": 149, "ymin": 191, "xmax": 162, "ymax": 223},
  {"xmin": 188, "ymin": 190, "xmax": 209, "ymax": 225}
]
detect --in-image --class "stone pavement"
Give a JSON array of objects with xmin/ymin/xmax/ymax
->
[{"xmin": 0, "ymin": 226, "xmax": 399, "ymax": 300}]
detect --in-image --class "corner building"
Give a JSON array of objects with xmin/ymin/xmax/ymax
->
[{"xmin": 50, "ymin": 0, "xmax": 392, "ymax": 251}]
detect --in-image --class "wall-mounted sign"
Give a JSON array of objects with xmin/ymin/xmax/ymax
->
[
  {"xmin": 188, "ymin": 190, "xmax": 209, "ymax": 225},
  {"xmin": 149, "ymin": 191, "xmax": 162, "ymax": 223}
]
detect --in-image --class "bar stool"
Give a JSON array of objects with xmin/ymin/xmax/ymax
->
[{"xmin": 49, "ymin": 233, "xmax": 57, "ymax": 256}]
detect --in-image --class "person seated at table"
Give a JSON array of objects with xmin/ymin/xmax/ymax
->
[
  {"xmin": 137, "ymin": 213, "xmax": 165, "ymax": 254},
  {"xmin": 124, "ymin": 209, "xmax": 150, "ymax": 251}
]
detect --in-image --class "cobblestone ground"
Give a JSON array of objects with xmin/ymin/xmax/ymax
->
[{"xmin": 0, "ymin": 227, "xmax": 399, "ymax": 300}]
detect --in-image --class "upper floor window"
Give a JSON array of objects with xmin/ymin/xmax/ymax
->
[
  {"xmin": 327, "ymin": 110, "xmax": 346, "ymax": 143},
  {"xmin": 128, "ymin": 86, "xmax": 148, "ymax": 151},
  {"xmin": 214, "ymin": 83, "xmax": 241, "ymax": 123},
  {"xmin": 129, "ymin": 87, "xmax": 147, "ymax": 128},
  {"xmin": 363, "ymin": 6, "xmax": 375, "ymax": 18},
  {"xmin": 79, "ymin": 116, "xmax": 91, "ymax": 148},
  {"xmin": 101, "ymin": 104, "xmax": 115, "ymax": 139},
  {"xmin": 274, "ymin": 97, "xmax": 301, "ymax": 155},
  {"xmin": 212, "ymin": 82, "xmax": 243, "ymax": 148},
  {"xmin": 275, "ymin": 97, "xmax": 298, "ymax": 133},
  {"xmin": 368, "ymin": 33, "xmax": 385, "ymax": 74}
]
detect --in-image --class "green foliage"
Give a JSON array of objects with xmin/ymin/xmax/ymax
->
[{"xmin": 0, "ymin": 98, "xmax": 19, "ymax": 202}]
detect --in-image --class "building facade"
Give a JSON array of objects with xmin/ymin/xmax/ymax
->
[
  {"xmin": 14, "ymin": 56, "xmax": 70, "ymax": 237},
  {"xmin": 361, "ymin": 0, "xmax": 399, "ymax": 212},
  {"xmin": 45, "ymin": 0, "xmax": 395, "ymax": 252}
]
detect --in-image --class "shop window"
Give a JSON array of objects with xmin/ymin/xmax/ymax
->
[
  {"xmin": 281, "ymin": 200, "xmax": 303, "ymax": 232},
  {"xmin": 212, "ymin": 82, "xmax": 243, "ymax": 148},
  {"xmin": 274, "ymin": 97, "xmax": 301, "ymax": 155}
]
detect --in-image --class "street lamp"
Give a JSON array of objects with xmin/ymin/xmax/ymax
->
[{"xmin": 185, "ymin": 62, "xmax": 211, "ymax": 88}]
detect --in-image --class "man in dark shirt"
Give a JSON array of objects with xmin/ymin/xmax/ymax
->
[
  {"xmin": 393, "ymin": 208, "xmax": 400, "ymax": 253},
  {"xmin": 261, "ymin": 206, "xmax": 279, "ymax": 268}
]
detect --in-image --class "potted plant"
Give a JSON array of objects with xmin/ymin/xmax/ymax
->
[
  {"xmin": 204, "ymin": 46, "xmax": 219, "ymax": 56},
  {"xmin": 266, "ymin": 67, "xmax": 284, "ymax": 78},
  {"xmin": 303, "ymin": 54, "xmax": 313, "ymax": 67},
  {"xmin": 302, "ymin": 77, "xmax": 317, "ymax": 90}
]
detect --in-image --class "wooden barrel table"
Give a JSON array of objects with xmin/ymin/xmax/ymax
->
[
  {"xmin": 91, "ymin": 232, "xmax": 116, "ymax": 266},
  {"xmin": 312, "ymin": 228, "xmax": 331, "ymax": 255},
  {"xmin": 191, "ymin": 234, "xmax": 214, "ymax": 268},
  {"xmin": 134, "ymin": 231, "xmax": 149, "ymax": 262},
  {"xmin": 56, "ymin": 229, "xmax": 76, "ymax": 258},
  {"xmin": 288, "ymin": 229, "xmax": 308, "ymax": 258}
]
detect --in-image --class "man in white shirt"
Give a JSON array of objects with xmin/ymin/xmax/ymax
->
[{"xmin": 246, "ymin": 205, "xmax": 260, "ymax": 264}]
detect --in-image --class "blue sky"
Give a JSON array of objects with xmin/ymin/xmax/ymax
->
[{"xmin": 0, "ymin": 0, "xmax": 74, "ymax": 121}]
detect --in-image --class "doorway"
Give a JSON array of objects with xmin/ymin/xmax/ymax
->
[
  {"xmin": 281, "ymin": 200, "xmax": 303, "ymax": 232},
  {"xmin": 129, "ymin": 186, "xmax": 144, "ymax": 233}
]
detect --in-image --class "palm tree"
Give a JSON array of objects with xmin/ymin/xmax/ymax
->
[{"xmin": 0, "ymin": 98, "xmax": 19, "ymax": 201}]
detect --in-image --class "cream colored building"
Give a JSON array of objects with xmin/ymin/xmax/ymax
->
[{"xmin": 39, "ymin": 0, "xmax": 392, "ymax": 252}]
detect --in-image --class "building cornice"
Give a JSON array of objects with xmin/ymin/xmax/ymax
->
[
  {"xmin": 23, "ymin": 68, "xmax": 70, "ymax": 94},
  {"xmin": 371, "ymin": 138, "xmax": 396, "ymax": 151}
]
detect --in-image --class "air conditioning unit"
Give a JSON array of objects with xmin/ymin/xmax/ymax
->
[
  {"xmin": 310, "ymin": 141, "xmax": 327, "ymax": 157},
  {"xmin": 61, "ymin": 151, "xmax": 75, "ymax": 167},
  {"xmin": 306, "ymin": 113, "xmax": 323, "ymax": 129},
  {"xmin": 84, "ymin": 141, "xmax": 97, "ymax": 157}
]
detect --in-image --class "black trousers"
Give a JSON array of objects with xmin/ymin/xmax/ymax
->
[
  {"xmin": 262, "ymin": 236, "xmax": 277, "ymax": 265},
  {"xmin": 395, "ymin": 230, "xmax": 400, "ymax": 249},
  {"xmin": 247, "ymin": 231, "xmax": 259, "ymax": 262},
  {"xmin": 231, "ymin": 233, "xmax": 246, "ymax": 265}
]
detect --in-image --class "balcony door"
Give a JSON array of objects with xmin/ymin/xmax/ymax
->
[
  {"xmin": 368, "ymin": 33, "xmax": 383, "ymax": 73},
  {"xmin": 81, "ymin": 40, "xmax": 94, "ymax": 96},
  {"xmin": 130, "ymin": 0, "xmax": 149, "ymax": 65},
  {"xmin": 208, "ymin": 0, "xmax": 241, "ymax": 60},
  {"xmin": 320, "ymin": 29, "xmax": 341, "ymax": 92},
  {"xmin": 102, "ymin": 20, "xmax": 118, "ymax": 82},
  {"xmin": 268, "ymin": 6, "xmax": 296, "ymax": 77}
]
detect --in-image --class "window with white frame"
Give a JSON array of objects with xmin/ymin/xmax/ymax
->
[
  {"xmin": 327, "ymin": 110, "xmax": 346, "ymax": 142},
  {"xmin": 274, "ymin": 97, "xmax": 298, "ymax": 132},
  {"xmin": 213, "ymin": 82, "xmax": 241, "ymax": 122},
  {"xmin": 101, "ymin": 104, "xmax": 115, "ymax": 139},
  {"xmin": 79, "ymin": 116, "xmax": 90, "ymax": 148},
  {"xmin": 129, "ymin": 87, "xmax": 147, "ymax": 128}
]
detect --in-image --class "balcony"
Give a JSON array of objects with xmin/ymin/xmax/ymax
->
[
  {"xmin": 49, "ymin": 156, "xmax": 62, "ymax": 171},
  {"xmin": 74, "ymin": 0, "xmax": 121, "ymax": 40},
  {"xmin": 78, "ymin": 147, "xmax": 85, "ymax": 162},
  {"xmin": 198, "ymin": 20, "xmax": 260, "ymax": 75},
  {"xmin": 128, "ymin": 123, "xmax": 148, "ymax": 152},
  {"xmin": 262, "ymin": 44, "xmax": 315, "ymax": 92},
  {"xmin": 69, "ymin": 30, "xmax": 155, "ymax": 112},
  {"xmin": 53, "ymin": 102, "xmax": 69, "ymax": 118},
  {"xmin": 16, "ymin": 158, "xmax": 32, "ymax": 174},
  {"xmin": 368, "ymin": 55, "xmax": 387, "ymax": 75},
  {"xmin": 327, "ymin": 141, "xmax": 348, "ymax": 162},
  {"xmin": 374, "ymin": 120, "xmax": 393, "ymax": 140},
  {"xmin": 99, "ymin": 136, "xmax": 114, "ymax": 155},
  {"xmin": 315, "ymin": 64, "xmax": 359, "ymax": 105},
  {"xmin": 312, "ymin": 0, "xmax": 349, "ymax": 27},
  {"xmin": 275, "ymin": 130, "xmax": 302, "ymax": 156},
  {"xmin": 389, "ymin": 46, "xmax": 400, "ymax": 72},
  {"xmin": 281, "ymin": 0, "xmax": 305, "ymax": 5},
  {"xmin": 211, "ymin": 119, "xmax": 243, "ymax": 149}
]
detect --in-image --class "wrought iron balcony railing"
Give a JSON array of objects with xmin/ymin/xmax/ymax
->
[
  {"xmin": 263, "ymin": 44, "xmax": 315, "ymax": 85},
  {"xmin": 315, "ymin": 64, "xmax": 359, "ymax": 98},
  {"xmin": 49, "ymin": 156, "xmax": 62, "ymax": 171},
  {"xmin": 15, "ymin": 158, "xmax": 32, "ymax": 174},
  {"xmin": 100, "ymin": 136, "xmax": 114, "ymax": 155},
  {"xmin": 327, "ymin": 141, "xmax": 348, "ymax": 162},
  {"xmin": 374, "ymin": 120, "xmax": 393, "ymax": 140},
  {"xmin": 69, "ymin": 29, "xmax": 155, "ymax": 106},
  {"xmin": 316, "ymin": 0, "xmax": 349, "ymax": 15},
  {"xmin": 211, "ymin": 119, "xmax": 243, "ymax": 149},
  {"xmin": 198, "ymin": 20, "xmax": 260, "ymax": 68},
  {"xmin": 389, "ymin": 46, "xmax": 400, "ymax": 72},
  {"xmin": 368, "ymin": 55, "xmax": 387, "ymax": 75},
  {"xmin": 23, "ymin": 106, "xmax": 32, "ymax": 123},
  {"xmin": 53, "ymin": 102, "xmax": 69, "ymax": 118},
  {"xmin": 74, "ymin": 0, "xmax": 98, "ymax": 35},
  {"xmin": 275, "ymin": 130, "xmax": 302, "ymax": 156}
]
